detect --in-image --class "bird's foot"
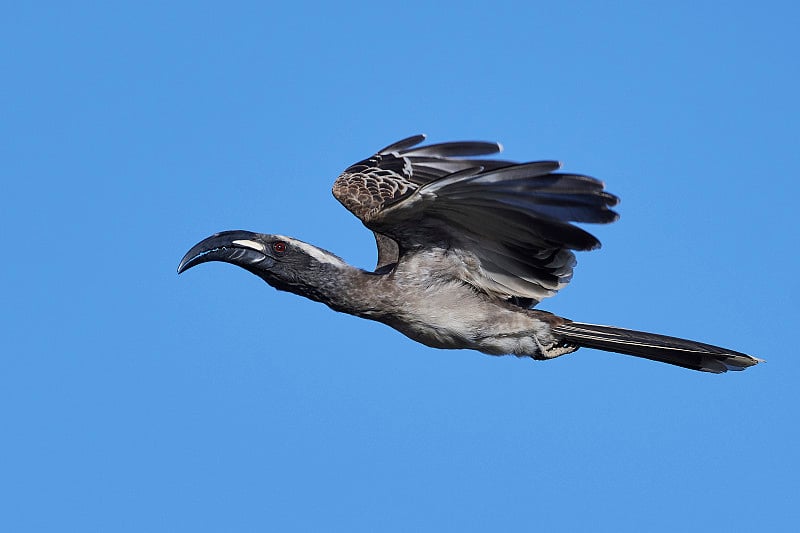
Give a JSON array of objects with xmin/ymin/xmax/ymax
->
[{"xmin": 532, "ymin": 338, "xmax": 579, "ymax": 360}]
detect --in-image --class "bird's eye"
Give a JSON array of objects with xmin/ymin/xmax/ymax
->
[{"xmin": 272, "ymin": 241, "xmax": 287, "ymax": 254}]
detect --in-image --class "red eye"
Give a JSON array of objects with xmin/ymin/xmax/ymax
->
[{"xmin": 272, "ymin": 241, "xmax": 287, "ymax": 253}]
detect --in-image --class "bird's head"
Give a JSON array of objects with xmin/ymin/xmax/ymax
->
[{"xmin": 177, "ymin": 230, "xmax": 347, "ymax": 297}]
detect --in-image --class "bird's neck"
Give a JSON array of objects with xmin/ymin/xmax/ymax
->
[{"xmin": 273, "ymin": 260, "xmax": 386, "ymax": 320}]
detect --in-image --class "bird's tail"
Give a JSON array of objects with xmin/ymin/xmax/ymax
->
[{"xmin": 551, "ymin": 321, "xmax": 763, "ymax": 373}]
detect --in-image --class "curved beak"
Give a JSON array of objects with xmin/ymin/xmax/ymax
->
[{"xmin": 178, "ymin": 230, "xmax": 274, "ymax": 274}]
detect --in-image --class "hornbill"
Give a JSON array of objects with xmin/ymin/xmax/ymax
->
[{"xmin": 179, "ymin": 135, "xmax": 761, "ymax": 373}]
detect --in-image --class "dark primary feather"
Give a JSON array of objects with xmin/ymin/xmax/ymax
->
[
  {"xmin": 375, "ymin": 134, "xmax": 428, "ymax": 153},
  {"xmin": 375, "ymin": 134, "xmax": 503, "ymax": 158}
]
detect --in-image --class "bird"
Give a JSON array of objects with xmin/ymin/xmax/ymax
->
[{"xmin": 178, "ymin": 134, "xmax": 762, "ymax": 373}]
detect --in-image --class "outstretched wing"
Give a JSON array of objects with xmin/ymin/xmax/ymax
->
[
  {"xmin": 332, "ymin": 135, "xmax": 619, "ymax": 304},
  {"xmin": 332, "ymin": 134, "xmax": 513, "ymax": 269}
]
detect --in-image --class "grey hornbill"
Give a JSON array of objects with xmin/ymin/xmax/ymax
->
[{"xmin": 179, "ymin": 135, "xmax": 761, "ymax": 373}]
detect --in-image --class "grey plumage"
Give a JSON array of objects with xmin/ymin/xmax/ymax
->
[{"xmin": 179, "ymin": 135, "xmax": 762, "ymax": 373}]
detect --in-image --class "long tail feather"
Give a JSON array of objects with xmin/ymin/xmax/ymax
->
[{"xmin": 552, "ymin": 322, "xmax": 763, "ymax": 373}]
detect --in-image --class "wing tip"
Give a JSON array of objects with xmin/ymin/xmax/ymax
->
[{"xmin": 378, "ymin": 134, "xmax": 427, "ymax": 154}]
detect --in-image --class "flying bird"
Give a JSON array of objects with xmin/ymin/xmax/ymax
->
[{"xmin": 179, "ymin": 135, "xmax": 761, "ymax": 373}]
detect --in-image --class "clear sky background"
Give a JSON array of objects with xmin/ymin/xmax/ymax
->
[{"xmin": 2, "ymin": 1, "xmax": 798, "ymax": 531}]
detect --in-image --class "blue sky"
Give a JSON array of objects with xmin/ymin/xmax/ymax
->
[{"xmin": 2, "ymin": 1, "xmax": 798, "ymax": 531}]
